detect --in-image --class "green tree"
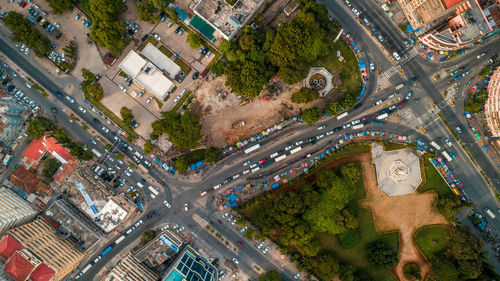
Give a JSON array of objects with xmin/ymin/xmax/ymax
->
[
  {"xmin": 291, "ymin": 87, "xmax": 318, "ymax": 104},
  {"xmin": 258, "ymin": 270, "xmax": 282, "ymax": 281},
  {"xmin": 68, "ymin": 142, "xmax": 93, "ymax": 160},
  {"xmin": 436, "ymin": 195, "xmax": 468, "ymax": 223},
  {"xmin": 315, "ymin": 254, "xmax": 340, "ymax": 281},
  {"xmin": 88, "ymin": 0, "xmax": 129, "ymax": 56},
  {"xmin": 82, "ymin": 68, "xmax": 96, "ymax": 82},
  {"xmin": 176, "ymin": 156, "xmax": 188, "ymax": 174},
  {"xmin": 164, "ymin": 6, "xmax": 179, "ymax": 24},
  {"xmin": 120, "ymin": 107, "xmax": 134, "ymax": 125},
  {"xmin": 46, "ymin": 0, "xmax": 77, "ymax": 14},
  {"xmin": 430, "ymin": 256, "xmax": 459, "ymax": 281},
  {"xmin": 300, "ymin": 106, "xmax": 322, "ymax": 124},
  {"xmin": 151, "ymin": 0, "xmax": 172, "ymax": 11},
  {"xmin": 339, "ymin": 228, "xmax": 361, "ymax": 249},
  {"xmin": 144, "ymin": 139, "xmax": 153, "ymax": 154},
  {"xmin": 136, "ymin": 0, "xmax": 158, "ymax": 23},
  {"xmin": 27, "ymin": 116, "xmax": 53, "ymax": 139},
  {"xmin": 245, "ymin": 227, "xmax": 254, "ymax": 240},
  {"xmin": 340, "ymin": 163, "xmax": 362, "ymax": 185},
  {"xmin": 204, "ymin": 147, "xmax": 221, "ymax": 163},
  {"xmin": 366, "ymin": 240, "xmax": 398, "ymax": 269},
  {"xmin": 82, "ymin": 82, "xmax": 104, "ymax": 102},
  {"xmin": 449, "ymin": 227, "xmax": 483, "ymax": 279},
  {"xmin": 403, "ymin": 263, "xmax": 421, "ymax": 280},
  {"xmin": 187, "ymin": 32, "xmax": 202, "ymax": 49},
  {"xmin": 154, "ymin": 111, "xmax": 202, "ymax": 149},
  {"xmin": 4, "ymin": 12, "xmax": 52, "ymax": 57},
  {"xmin": 210, "ymin": 60, "xmax": 226, "ymax": 77},
  {"xmin": 41, "ymin": 158, "xmax": 61, "ymax": 182},
  {"xmin": 140, "ymin": 229, "xmax": 156, "ymax": 245},
  {"xmin": 116, "ymin": 154, "xmax": 125, "ymax": 160},
  {"xmin": 51, "ymin": 128, "xmax": 71, "ymax": 146},
  {"xmin": 325, "ymin": 100, "xmax": 341, "ymax": 116},
  {"xmin": 278, "ymin": 63, "xmax": 309, "ymax": 84}
]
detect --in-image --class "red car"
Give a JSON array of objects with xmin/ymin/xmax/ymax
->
[
  {"xmin": 237, "ymin": 242, "xmax": 243, "ymax": 247},
  {"xmin": 258, "ymin": 158, "xmax": 267, "ymax": 164},
  {"xmin": 20, "ymin": 1, "xmax": 27, "ymax": 7},
  {"xmin": 360, "ymin": 116, "xmax": 368, "ymax": 122}
]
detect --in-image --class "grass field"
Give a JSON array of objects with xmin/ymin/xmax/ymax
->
[
  {"xmin": 318, "ymin": 34, "xmax": 362, "ymax": 96},
  {"xmin": 175, "ymin": 58, "xmax": 192, "ymax": 75},
  {"xmin": 414, "ymin": 225, "xmax": 449, "ymax": 258},
  {"xmin": 139, "ymin": 36, "xmax": 158, "ymax": 51},
  {"xmin": 316, "ymin": 174, "xmax": 399, "ymax": 281},
  {"xmin": 383, "ymin": 142, "xmax": 407, "ymax": 151},
  {"xmin": 418, "ymin": 157, "xmax": 452, "ymax": 196},
  {"xmin": 159, "ymin": 45, "xmax": 173, "ymax": 57}
]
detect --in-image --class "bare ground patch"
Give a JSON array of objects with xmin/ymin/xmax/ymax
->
[{"xmin": 358, "ymin": 155, "xmax": 448, "ymax": 281}]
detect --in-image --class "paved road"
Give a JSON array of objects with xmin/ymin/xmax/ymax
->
[{"xmin": 2, "ymin": 2, "xmax": 500, "ymax": 278}]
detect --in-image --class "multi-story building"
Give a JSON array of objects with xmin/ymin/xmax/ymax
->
[
  {"xmin": 0, "ymin": 217, "xmax": 85, "ymax": 281},
  {"xmin": 485, "ymin": 66, "xmax": 500, "ymax": 140},
  {"xmin": 0, "ymin": 188, "xmax": 37, "ymax": 234},
  {"xmin": 162, "ymin": 245, "xmax": 217, "ymax": 281},
  {"xmin": 0, "ymin": 96, "xmax": 28, "ymax": 148},
  {"xmin": 104, "ymin": 253, "xmax": 159, "ymax": 281},
  {"xmin": 397, "ymin": 0, "xmax": 493, "ymax": 50}
]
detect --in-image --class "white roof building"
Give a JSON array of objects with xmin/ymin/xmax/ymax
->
[
  {"xmin": 119, "ymin": 50, "xmax": 175, "ymax": 100},
  {"xmin": 95, "ymin": 199, "xmax": 128, "ymax": 233},
  {"xmin": 142, "ymin": 43, "xmax": 181, "ymax": 79}
]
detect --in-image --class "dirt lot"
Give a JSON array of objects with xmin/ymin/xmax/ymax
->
[
  {"xmin": 192, "ymin": 76, "xmax": 318, "ymax": 147},
  {"xmin": 357, "ymin": 153, "xmax": 448, "ymax": 281}
]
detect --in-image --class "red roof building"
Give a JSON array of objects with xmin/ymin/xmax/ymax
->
[
  {"xmin": 0, "ymin": 235, "xmax": 24, "ymax": 259},
  {"xmin": 443, "ymin": 0, "xmax": 464, "ymax": 8},
  {"xmin": 21, "ymin": 136, "xmax": 78, "ymax": 185},
  {"xmin": 30, "ymin": 263, "xmax": 56, "ymax": 281},
  {"xmin": 3, "ymin": 252, "xmax": 35, "ymax": 281}
]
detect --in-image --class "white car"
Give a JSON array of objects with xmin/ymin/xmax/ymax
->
[
  {"xmin": 257, "ymin": 241, "xmax": 265, "ymax": 249},
  {"xmin": 369, "ymin": 63, "xmax": 375, "ymax": 71},
  {"xmin": 477, "ymin": 53, "xmax": 485, "ymax": 59},
  {"xmin": 223, "ymin": 213, "xmax": 229, "ymax": 219},
  {"xmin": 263, "ymin": 245, "xmax": 271, "ymax": 254},
  {"xmin": 146, "ymin": 97, "xmax": 153, "ymax": 104},
  {"xmin": 317, "ymin": 125, "xmax": 326, "ymax": 130},
  {"xmin": 164, "ymin": 200, "xmax": 171, "ymax": 208},
  {"xmin": 232, "ymin": 257, "xmax": 239, "ymax": 264},
  {"xmin": 351, "ymin": 119, "xmax": 361, "ymax": 125},
  {"xmin": 152, "ymin": 33, "xmax": 161, "ymax": 40},
  {"xmin": 393, "ymin": 52, "xmax": 401, "ymax": 61},
  {"xmin": 173, "ymin": 96, "xmax": 181, "ymax": 103},
  {"xmin": 125, "ymin": 171, "xmax": 131, "ymax": 177},
  {"xmin": 213, "ymin": 183, "xmax": 222, "ymax": 190},
  {"xmin": 388, "ymin": 93, "xmax": 397, "ymax": 99},
  {"xmin": 184, "ymin": 203, "xmax": 189, "ymax": 211},
  {"xmin": 352, "ymin": 7, "xmax": 360, "ymax": 16},
  {"xmin": 374, "ymin": 99, "xmax": 383, "ymax": 106},
  {"xmin": 243, "ymin": 160, "xmax": 251, "ymax": 166},
  {"xmin": 25, "ymin": 82, "xmax": 32, "ymax": 89},
  {"xmin": 78, "ymin": 106, "xmax": 87, "ymax": 113},
  {"xmin": 102, "ymin": 126, "xmax": 110, "ymax": 133},
  {"xmin": 66, "ymin": 96, "xmax": 75, "ymax": 103},
  {"xmin": 249, "ymin": 163, "xmax": 257, "ymax": 169},
  {"xmin": 240, "ymin": 226, "xmax": 247, "ymax": 233},
  {"xmin": 445, "ymin": 138, "xmax": 452, "ymax": 147},
  {"xmin": 294, "ymin": 272, "xmax": 301, "ymax": 279},
  {"xmin": 119, "ymin": 85, "xmax": 127, "ymax": 92}
]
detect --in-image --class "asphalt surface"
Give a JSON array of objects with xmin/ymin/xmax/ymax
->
[{"xmin": 1, "ymin": 1, "xmax": 500, "ymax": 279}]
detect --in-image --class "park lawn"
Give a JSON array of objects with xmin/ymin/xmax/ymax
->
[
  {"xmin": 139, "ymin": 36, "xmax": 158, "ymax": 51},
  {"xmin": 175, "ymin": 58, "xmax": 192, "ymax": 75},
  {"xmin": 316, "ymin": 175, "xmax": 399, "ymax": 281},
  {"xmin": 417, "ymin": 157, "xmax": 452, "ymax": 196},
  {"xmin": 414, "ymin": 225, "xmax": 450, "ymax": 258},
  {"xmin": 317, "ymin": 35, "xmax": 362, "ymax": 96},
  {"xmin": 159, "ymin": 45, "xmax": 173, "ymax": 57},
  {"xmin": 383, "ymin": 142, "xmax": 407, "ymax": 151},
  {"xmin": 325, "ymin": 142, "xmax": 371, "ymax": 160}
]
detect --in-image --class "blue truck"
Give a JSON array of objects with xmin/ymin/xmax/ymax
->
[{"xmin": 101, "ymin": 245, "xmax": 114, "ymax": 256}]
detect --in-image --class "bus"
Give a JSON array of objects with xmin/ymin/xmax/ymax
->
[
  {"xmin": 115, "ymin": 235, "xmax": 126, "ymax": 244},
  {"xmin": 101, "ymin": 245, "xmax": 113, "ymax": 256},
  {"xmin": 336, "ymin": 112, "xmax": 349, "ymax": 120},
  {"xmin": 81, "ymin": 264, "xmax": 92, "ymax": 274},
  {"xmin": 441, "ymin": 151, "xmax": 453, "ymax": 162},
  {"xmin": 289, "ymin": 146, "xmax": 302, "ymax": 155},
  {"xmin": 274, "ymin": 154, "xmax": 287, "ymax": 162},
  {"xmin": 352, "ymin": 124, "xmax": 364, "ymax": 130},
  {"xmin": 430, "ymin": 141, "xmax": 441, "ymax": 150},
  {"xmin": 148, "ymin": 186, "xmax": 159, "ymax": 196},
  {"xmin": 485, "ymin": 208, "xmax": 496, "ymax": 219},
  {"xmin": 244, "ymin": 144, "xmax": 260, "ymax": 154},
  {"xmin": 261, "ymin": 159, "xmax": 275, "ymax": 168},
  {"xmin": 91, "ymin": 149, "xmax": 102, "ymax": 158},
  {"xmin": 376, "ymin": 113, "xmax": 388, "ymax": 120}
]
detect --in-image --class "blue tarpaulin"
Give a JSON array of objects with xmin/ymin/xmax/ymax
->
[
  {"xmin": 190, "ymin": 164, "xmax": 196, "ymax": 171},
  {"xmin": 360, "ymin": 87, "xmax": 366, "ymax": 96},
  {"xmin": 360, "ymin": 64, "xmax": 366, "ymax": 68},
  {"xmin": 272, "ymin": 183, "xmax": 279, "ymax": 189},
  {"xmin": 406, "ymin": 24, "xmax": 414, "ymax": 33},
  {"xmin": 229, "ymin": 194, "xmax": 237, "ymax": 202},
  {"xmin": 195, "ymin": 161, "xmax": 203, "ymax": 168},
  {"xmin": 138, "ymin": 202, "xmax": 143, "ymax": 210},
  {"xmin": 236, "ymin": 185, "xmax": 243, "ymax": 190},
  {"xmin": 351, "ymin": 41, "xmax": 356, "ymax": 46}
]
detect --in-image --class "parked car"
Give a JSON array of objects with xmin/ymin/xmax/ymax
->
[
  {"xmin": 152, "ymin": 33, "xmax": 161, "ymax": 40},
  {"xmin": 146, "ymin": 97, "xmax": 153, "ymax": 104}
]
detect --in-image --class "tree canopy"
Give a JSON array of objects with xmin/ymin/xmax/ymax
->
[
  {"xmin": 258, "ymin": 270, "xmax": 282, "ymax": 281},
  {"xmin": 88, "ymin": 0, "xmax": 129, "ymax": 56},
  {"xmin": 187, "ymin": 32, "xmax": 202, "ymax": 49},
  {"xmin": 291, "ymin": 87, "xmax": 318, "ymax": 104},
  {"xmin": 46, "ymin": 0, "xmax": 77, "ymax": 15},
  {"xmin": 120, "ymin": 107, "xmax": 134, "ymax": 125},
  {"xmin": 4, "ymin": 12, "xmax": 52, "ymax": 57},
  {"xmin": 81, "ymin": 68, "xmax": 104, "ymax": 102},
  {"xmin": 366, "ymin": 240, "xmax": 398, "ymax": 269},
  {"xmin": 140, "ymin": 230, "xmax": 156, "ymax": 245},
  {"xmin": 27, "ymin": 116, "xmax": 53, "ymax": 139},
  {"xmin": 204, "ymin": 147, "xmax": 221, "ymax": 163},
  {"xmin": 41, "ymin": 158, "xmax": 61, "ymax": 182},
  {"xmin": 300, "ymin": 106, "xmax": 322, "ymax": 124},
  {"xmin": 136, "ymin": 0, "xmax": 158, "ymax": 23},
  {"xmin": 151, "ymin": 111, "xmax": 202, "ymax": 149},
  {"xmin": 176, "ymin": 156, "xmax": 188, "ymax": 174}
]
